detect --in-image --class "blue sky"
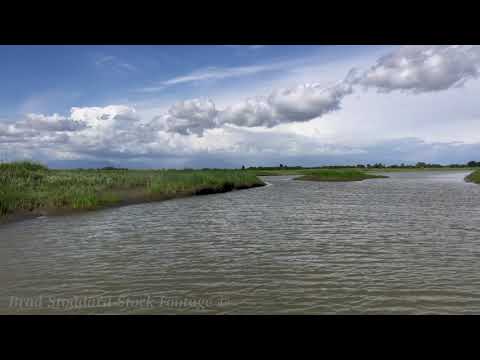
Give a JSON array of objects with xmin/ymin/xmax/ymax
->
[
  {"xmin": 0, "ymin": 45, "xmax": 372, "ymax": 116},
  {"xmin": 1, "ymin": 45, "xmax": 480, "ymax": 168}
]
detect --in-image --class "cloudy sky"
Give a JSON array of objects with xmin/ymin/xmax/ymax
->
[{"xmin": 1, "ymin": 45, "xmax": 480, "ymax": 168}]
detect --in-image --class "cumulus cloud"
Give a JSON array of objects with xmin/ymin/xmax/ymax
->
[
  {"xmin": 218, "ymin": 81, "xmax": 353, "ymax": 128},
  {"xmin": 355, "ymin": 45, "xmax": 480, "ymax": 93},
  {"xmin": 157, "ymin": 75, "xmax": 354, "ymax": 135},
  {"xmin": 0, "ymin": 123, "xmax": 13, "ymax": 136},
  {"xmin": 70, "ymin": 105, "xmax": 139, "ymax": 130},
  {"xmin": 4, "ymin": 45, "xmax": 480, "ymax": 167},
  {"xmin": 66, "ymin": 105, "xmax": 149, "ymax": 158},
  {"xmin": 3, "ymin": 102, "xmax": 480, "ymax": 167},
  {"xmin": 145, "ymin": 46, "xmax": 480, "ymax": 136},
  {"xmin": 217, "ymin": 98, "xmax": 275, "ymax": 128},
  {"xmin": 158, "ymin": 99, "xmax": 219, "ymax": 135},
  {"xmin": 17, "ymin": 113, "xmax": 87, "ymax": 132},
  {"xmin": 0, "ymin": 105, "xmax": 149, "ymax": 161}
]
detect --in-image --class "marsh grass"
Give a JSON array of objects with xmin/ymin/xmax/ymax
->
[
  {"xmin": 295, "ymin": 169, "xmax": 388, "ymax": 182},
  {"xmin": 248, "ymin": 167, "xmax": 388, "ymax": 181},
  {"xmin": 465, "ymin": 170, "xmax": 480, "ymax": 184},
  {"xmin": 0, "ymin": 162, "xmax": 264, "ymax": 217},
  {"xmin": 366, "ymin": 167, "xmax": 476, "ymax": 172}
]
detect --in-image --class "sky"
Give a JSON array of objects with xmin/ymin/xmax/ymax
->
[{"xmin": 1, "ymin": 44, "xmax": 480, "ymax": 168}]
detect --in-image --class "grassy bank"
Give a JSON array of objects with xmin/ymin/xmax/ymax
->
[
  {"xmin": 249, "ymin": 168, "xmax": 387, "ymax": 181},
  {"xmin": 249, "ymin": 168, "xmax": 308, "ymax": 176},
  {"xmin": 294, "ymin": 169, "xmax": 388, "ymax": 182},
  {"xmin": 0, "ymin": 162, "xmax": 265, "ymax": 221},
  {"xmin": 366, "ymin": 167, "xmax": 476, "ymax": 173},
  {"xmin": 465, "ymin": 170, "xmax": 480, "ymax": 184}
]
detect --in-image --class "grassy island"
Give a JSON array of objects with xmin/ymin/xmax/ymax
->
[
  {"xmin": 0, "ymin": 162, "xmax": 265, "ymax": 222},
  {"xmin": 294, "ymin": 169, "xmax": 388, "ymax": 182},
  {"xmin": 465, "ymin": 170, "xmax": 480, "ymax": 184},
  {"xmin": 248, "ymin": 167, "xmax": 388, "ymax": 182}
]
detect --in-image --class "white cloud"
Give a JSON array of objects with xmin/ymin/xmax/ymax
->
[
  {"xmin": 135, "ymin": 64, "xmax": 280, "ymax": 93},
  {"xmin": 0, "ymin": 123, "xmax": 14, "ymax": 137},
  {"xmin": 152, "ymin": 69, "xmax": 355, "ymax": 136},
  {"xmin": 136, "ymin": 57, "xmax": 311, "ymax": 92},
  {"xmin": 95, "ymin": 55, "xmax": 137, "ymax": 73},
  {"xmin": 17, "ymin": 113, "xmax": 87, "ymax": 132},
  {"xmin": 3, "ymin": 100, "xmax": 480, "ymax": 167},
  {"xmin": 158, "ymin": 99, "xmax": 219, "ymax": 135},
  {"xmin": 355, "ymin": 45, "xmax": 480, "ymax": 93},
  {"xmin": 70, "ymin": 105, "xmax": 139, "ymax": 129},
  {"xmin": 162, "ymin": 64, "xmax": 280, "ymax": 86},
  {"xmin": 218, "ymin": 80, "xmax": 353, "ymax": 129},
  {"xmin": 217, "ymin": 98, "xmax": 275, "ymax": 128},
  {"xmin": 4, "ymin": 45, "xmax": 480, "ymax": 167}
]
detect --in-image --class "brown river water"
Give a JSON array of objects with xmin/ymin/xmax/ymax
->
[{"xmin": 1, "ymin": 171, "xmax": 480, "ymax": 314}]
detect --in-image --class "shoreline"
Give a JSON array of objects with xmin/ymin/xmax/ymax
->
[
  {"xmin": 367, "ymin": 167, "xmax": 475, "ymax": 173},
  {"xmin": 0, "ymin": 182, "xmax": 266, "ymax": 226},
  {"xmin": 465, "ymin": 170, "xmax": 480, "ymax": 184}
]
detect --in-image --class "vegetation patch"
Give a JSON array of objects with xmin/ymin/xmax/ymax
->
[
  {"xmin": 465, "ymin": 170, "xmax": 480, "ymax": 184},
  {"xmin": 0, "ymin": 161, "xmax": 265, "ymax": 221},
  {"xmin": 294, "ymin": 169, "xmax": 388, "ymax": 182},
  {"xmin": 246, "ymin": 167, "xmax": 389, "ymax": 181}
]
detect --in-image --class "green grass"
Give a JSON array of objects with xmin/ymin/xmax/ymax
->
[
  {"xmin": 248, "ymin": 167, "xmax": 387, "ymax": 181},
  {"xmin": 294, "ymin": 169, "xmax": 388, "ymax": 182},
  {"xmin": 0, "ymin": 161, "xmax": 265, "ymax": 217},
  {"xmin": 465, "ymin": 170, "xmax": 480, "ymax": 184},
  {"xmin": 248, "ymin": 168, "xmax": 309, "ymax": 176},
  {"xmin": 366, "ymin": 167, "xmax": 476, "ymax": 173}
]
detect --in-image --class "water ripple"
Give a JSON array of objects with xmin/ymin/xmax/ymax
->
[{"xmin": 1, "ymin": 171, "xmax": 480, "ymax": 314}]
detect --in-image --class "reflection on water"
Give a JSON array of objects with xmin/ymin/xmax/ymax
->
[{"xmin": 1, "ymin": 171, "xmax": 480, "ymax": 314}]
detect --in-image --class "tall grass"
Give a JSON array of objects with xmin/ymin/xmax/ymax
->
[
  {"xmin": 247, "ymin": 167, "xmax": 388, "ymax": 181},
  {"xmin": 296, "ymin": 169, "xmax": 388, "ymax": 182},
  {"xmin": 0, "ymin": 162, "xmax": 264, "ymax": 216},
  {"xmin": 465, "ymin": 170, "xmax": 480, "ymax": 184}
]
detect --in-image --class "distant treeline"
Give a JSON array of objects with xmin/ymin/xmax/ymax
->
[
  {"xmin": 245, "ymin": 161, "xmax": 480, "ymax": 170},
  {"xmin": 2, "ymin": 161, "xmax": 480, "ymax": 172}
]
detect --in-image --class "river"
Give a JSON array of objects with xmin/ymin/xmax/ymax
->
[{"xmin": 1, "ymin": 171, "xmax": 480, "ymax": 314}]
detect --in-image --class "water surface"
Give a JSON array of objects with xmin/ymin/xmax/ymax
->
[{"xmin": 1, "ymin": 171, "xmax": 480, "ymax": 314}]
